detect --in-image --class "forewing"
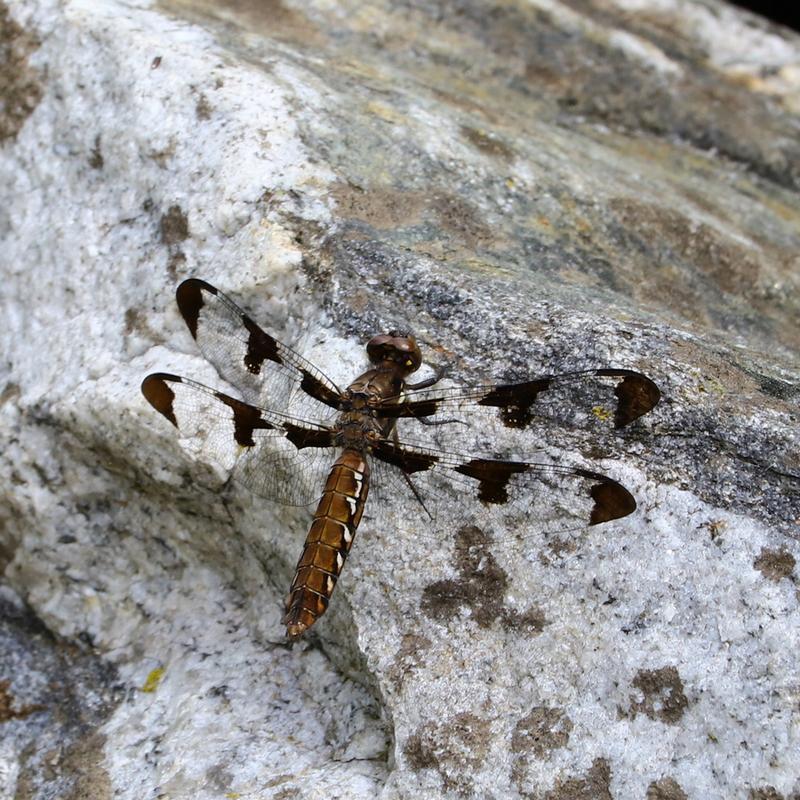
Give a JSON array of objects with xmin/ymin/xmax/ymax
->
[
  {"xmin": 368, "ymin": 438, "xmax": 636, "ymax": 541},
  {"xmin": 175, "ymin": 279, "xmax": 344, "ymax": 420},
  {"xmin": 380, "ymin": 369, "xmax": 660, "ymax": 436},
  {"xmin": 141, "ymin": 373, "xmax": 338, "ymax": 506}
]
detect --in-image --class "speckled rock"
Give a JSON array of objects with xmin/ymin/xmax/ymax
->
[{"xmin": 1, "ymin": 0, "xmax": 798, "ymax": 799}]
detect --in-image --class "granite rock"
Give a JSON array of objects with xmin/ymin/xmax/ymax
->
[{"xmin": 1, "ymin": 0, "xmax": 799, "ymax": 798}]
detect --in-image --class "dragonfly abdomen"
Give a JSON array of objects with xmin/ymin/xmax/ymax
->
[{"xmin": 283, "ymin": 449, "xmax": 370, "ymax": 638}]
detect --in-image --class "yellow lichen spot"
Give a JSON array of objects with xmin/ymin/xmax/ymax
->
[
  {"xmin": 505, "ymin": 177, "xmax": 515, "ymax": 189},
  {"xmin": 697, "ymin": 375, "xmax": 725, "ymax": 397},
  {"xmin": 699, "ymin": 378, "xmax": 724, "ymax": 395},
  {"xmin": 592, "ymin": 405, "xmax": 612, "ymax": 422},
  {"xmin": 225, "ymin": 794, "xmax": 242, "ymax": 799},
  {"xmin": 141, "ymin": 667, "xmax": 165, "ymax": 693}
]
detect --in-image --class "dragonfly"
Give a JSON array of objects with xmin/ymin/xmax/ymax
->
[{"xmin": 141, "ymin": 279, "xmax": 660, "ymax": 638}]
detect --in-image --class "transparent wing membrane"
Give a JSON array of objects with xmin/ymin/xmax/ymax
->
[
  {"xmin": 176, "ymin": 279, "xmax": 344, "ymax": 423},
  {"xmin": 142, "ymin": 373, "xmax": 336, "ymax": 506}
]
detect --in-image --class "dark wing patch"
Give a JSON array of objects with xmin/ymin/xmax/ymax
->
[
  {"xmin": 141, "ymin": 373, "xmax": 179, "ymax": 427},
  {"xmin": 174, "ymin": 279, "xmax": 343, "ymax": 419},
  {"xmin": 284, "ymin": 423, "xmax": 340, "ymax": 450},
  {"xmin": 371, "ymin": 439, "xmax": 439, "ymax": 473},
  {"xmin": 600, "ymin": 370, "xmax": 662, "ymax": 428},
  {"xmin": 476, "ymin": 379, "xmax": 551, "ymax": 428},
  {"xmin": 378, "ymin": 369, "xmax": 659, "ymax": 431},
  {"xmin": 174, "ymin": 279, "xmax": 204, "ymax": 339},
  {"xmin": 454, "ymin": 458, "xmax": 528, "ymax": 503},
  {"xmin": 370, "ymin": 439, "xmax": 637, "ymax": 538},
  {"xmin": 577, "ymin": 468, "xmax": 637, "ymax": 523},
  {"xmin": 141, "ymin": 372, "xmax": 338, "ymax": 506},
  {"xmin": 240, "ymin": 315, "xmax": 282, "ymax": 375},
  {"xmin": 213, "ymin": 390, "xmax": 276, "ymax": 447}
]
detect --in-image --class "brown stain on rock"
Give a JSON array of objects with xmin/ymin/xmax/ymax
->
[
  {"xmin": 387, "ymin": 633, "xmax": 432, "ymax": 690},
  {"xmin": 0, "ymin": 679, "xmax": 44, "ymax": 721},
  {"xmin": 754, "ymin": 548, "xmax": 796, "ymax": 583},
  {"xmin": 421, "ymin": 525, "xmax": 546, "ymax": 635},
  {"xmin": 0, "ymin": 381, "xmax": 20, "ymax": 405},
  {"xmin": 332, "ymin": 181, "xmax": 501, "ymax": 252},
  {"xmin": 624, "ymin": 666, "xmax": 689, "ymax": 724},
  {"xmin": 403, "ymin": 711, "xmax": 491, "ymax": 795},
  {"xmin": 195, "ymin": 92, "xmax": 212, "ymax": 120},
  {"xmin": 124, "ymin": 307, "xmax": 148, "ymax": 337},
  {"xmin": 461, "ymin": 125, "xmax": 515, "ymax": 161},
  {"xmin": 60, "ymin": 731, "xmax": 113, "ymax": 800},
  {"xmin": 331, "ymin": 182, "xmax": 505, "ymax": 256},
  {"xmin": 668, "ymin": 340, "xmax": 758, "ymax": 397},
  {"xmin": 607, "ymin": 198, "xmax": 799, "ymax": 351},
  {"xmin": 544, "ymin": 757, "xmax": 612, "ymax": 800},
  {"xmin": 0, "ymin": 3, "xmax": 43, "ymax": 141},
  {"xmin": 160, "ymin": 205, "xmax": 189, "ymax": 245},
  {"xmin": 749, "ymin": 788, "xmax": 791, "ymax": 800},
  {"xmin": 161, "ymin": 0, "xmax": 324, "ymax": 49},
  {"xmin": 167, "ymin": 250, "xmax": 187, "ymax": 281},
  {"xmin": 331, "ymin": 182, "xmax": 427, "ymax": 229},
  {"xmin": 647, "ymin": 776, "xmax": 689, "ymax": 799},
  {"xmin": 609, "ymin": 198, "xmax": 766, "ymax": 297},
  {"xmin": 430, "ymin": 191, "xmax": 496, "ymax": 250},
  {"xmin": 88, "ymin": 134, "xmax": 104, "ymax": 169},
  {"xmin": 16, "ymin": 735, "xmax": 112, "ymax": 800},
  {"xmin": 666, "ymin": 339, "xmax": 798, "ymax": 425},
  {"xmin": 511, "ymin": 705, "xmax": 572, "ymax": 791},
  {"xmin": 511, "ymin": 706, "xmax": 573, "ymax": 759}
]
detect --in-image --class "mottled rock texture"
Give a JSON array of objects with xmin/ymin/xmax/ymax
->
[{"xmin": 1, "ymin": 0, "xmax": 798, "ymax": 798}]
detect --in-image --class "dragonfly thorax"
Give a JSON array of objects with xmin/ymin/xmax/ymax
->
[{"xmin": 334, "ymin": 411, "xmax": 384, "ymax": 450}]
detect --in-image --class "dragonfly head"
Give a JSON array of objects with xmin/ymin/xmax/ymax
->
[{"xmin": 366, "ymin": 331, "xmax": 422, "ymax": 375}]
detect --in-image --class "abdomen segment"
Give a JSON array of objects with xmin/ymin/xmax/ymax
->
[{"xmin": 283, "ymin": 449, "xmax": 369, "ymax": 638}]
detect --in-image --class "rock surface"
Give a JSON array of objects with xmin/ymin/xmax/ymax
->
[{"xmin": 1, "ymin": 0, "xmax": 799, "ymax": 798}]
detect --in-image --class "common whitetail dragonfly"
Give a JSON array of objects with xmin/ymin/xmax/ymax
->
[{"xmin": 142, "ymin": 279, "xmax": 660, "ymax": 638}]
